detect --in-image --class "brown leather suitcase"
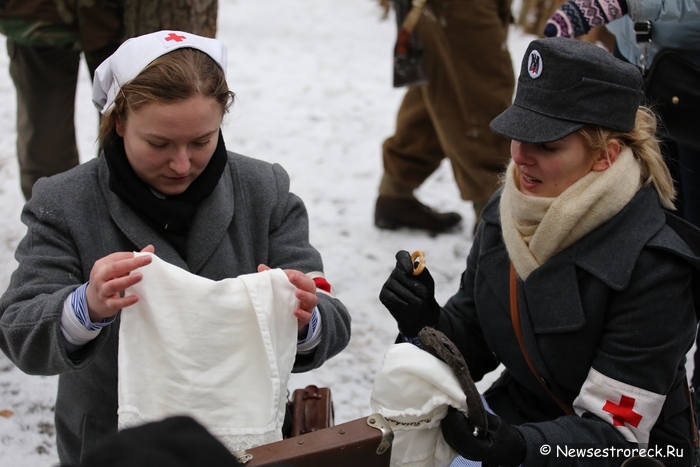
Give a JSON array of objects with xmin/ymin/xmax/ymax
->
[
  {"xmin": 236, "ymin": 414, "xmax": 394, "ymax": 467},
  {"xmin": 288, "ymin": 385, "xmax": 334, "ymax": 437}
]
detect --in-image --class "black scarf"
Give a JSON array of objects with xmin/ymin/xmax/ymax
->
[{"xmin": 103, "ymin": 131, "xmax": 228, "ymax": 257}]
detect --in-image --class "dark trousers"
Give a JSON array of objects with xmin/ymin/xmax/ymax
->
[{"xmin": 7, "ymin": 40, "xmax": 116, "ymax": 200}]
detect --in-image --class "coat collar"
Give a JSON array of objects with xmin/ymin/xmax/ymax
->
[
  {"xmin": 97, "ymin": 155, "xmax": 234, "ymax": 274},
  {"xmin": 479, "ymin": 186, "xmax": 668, "ymax": 335},
  {"xmin": 482, "ymin": 186, "xmax": 666, "ymax": 291}
]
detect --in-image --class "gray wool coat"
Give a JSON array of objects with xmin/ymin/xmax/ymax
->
[
  {"xmin": 0, "ymin": 152, "xmax": 352, "ymax": 465},
  {"xmin": 436, "ymin": 186, "xmax": 700, "ymax": 466}
]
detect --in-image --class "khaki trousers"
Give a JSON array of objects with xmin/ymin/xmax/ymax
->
[
  {"xmin": 381, "ymin": 0, "xmax": 515, "ymax": 203},
  {"xmin": 7, "ymin": 41, "xmax": 116, "ymax": 200}
]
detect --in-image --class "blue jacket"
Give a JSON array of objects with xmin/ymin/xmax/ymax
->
[{"xmin": 608, "ymin": 0, "xmax": 700, "ymax": 68}]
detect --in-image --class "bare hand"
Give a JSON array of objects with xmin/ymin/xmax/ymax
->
[
  {"xmin": 257, "ymin": 264, "xmax": 318, "ymax": 335},
  {"xmin": 86, "ymin": 245, "xmax": 155, "ymax": 322}
]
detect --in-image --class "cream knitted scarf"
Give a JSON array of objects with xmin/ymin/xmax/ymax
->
[{"xmin": 500, "ymin": 147, "xmax": 641, "ymax": 280}]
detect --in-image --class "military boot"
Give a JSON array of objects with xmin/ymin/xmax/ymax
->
[{"xmin": 374, "ymin": 196, "xmax": 462, "ymax": 234}]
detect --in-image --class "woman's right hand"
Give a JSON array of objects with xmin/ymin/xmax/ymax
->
[
  {"xmin": 379, "ymin": 250, "xmax": 440, "ymax": 337},
  {"xmin": 86, "ymin": 245, "xmax": 155, "ymax": 322}
]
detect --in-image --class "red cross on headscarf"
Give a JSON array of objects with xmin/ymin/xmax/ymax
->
[
  {"xmin": 164, "ymin": 33, "xmax": 187, "ymax": 42},
  {"xmin": 603, "ymin": 395, "xmax": 643, "ymax": 427}
]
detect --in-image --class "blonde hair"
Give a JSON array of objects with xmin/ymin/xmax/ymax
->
[
  {"xmin": 99, "ymin": 48, "xmax": 234, "ymax": 148},
  {"xmin": 579, "ymin": 107, "xmax": 676, "ymax": 210}
]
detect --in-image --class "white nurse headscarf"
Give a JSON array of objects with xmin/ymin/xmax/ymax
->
[{"xmin": 92, "ymin": 30, "xmax": 228, "ymax": 115}]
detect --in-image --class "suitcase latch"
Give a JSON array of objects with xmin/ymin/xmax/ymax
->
[
  {"xmin": 367, "ymin": 413, "xmax": 394, "ymax": 455},
  {"xmin": 233, "ymin": 450, "xmax": 253, "ymax": 464}
]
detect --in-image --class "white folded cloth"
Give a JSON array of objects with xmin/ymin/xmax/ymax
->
[
  {"xmin": 118, "ymin": 253, "xmax": 298, "ymax": 452},
  {"xmin": 370, "ymin": 343, "xmax": 469, "ymax": 467}
]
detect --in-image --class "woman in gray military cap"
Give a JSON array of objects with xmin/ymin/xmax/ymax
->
[{"xmin": 380, "ymin": 37, "xmax": 700, "ymax": 466}]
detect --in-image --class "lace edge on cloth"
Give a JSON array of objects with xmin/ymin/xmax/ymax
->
[{"xmin": 118, "ymin": 410, "xmax": 284, "ymax": 452}]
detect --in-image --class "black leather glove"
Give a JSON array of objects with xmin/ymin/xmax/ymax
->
[
  {"xmin": 441, "ymin": 407, "xmax": 526, "ymax": 467},
  {"xmin": 379, "ymin": 250, "xmax": 440, "ymax": 337}
]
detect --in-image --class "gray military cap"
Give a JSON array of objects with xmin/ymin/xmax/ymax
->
[{"xmin": 490, "ymin": 37, "xmax": 644, "ymax": 143}]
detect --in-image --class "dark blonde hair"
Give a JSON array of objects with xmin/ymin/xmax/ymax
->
[
  {"xmin": 99, "ymin": 48, "xmax": 234, "ymax": 147},
  {"xmin": 579, "ymin": 107, "xmax": 676, "ymax": 210}
]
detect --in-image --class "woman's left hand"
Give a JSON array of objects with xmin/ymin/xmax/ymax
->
[
  {"xmin": 441, "ymin": 407, "xmax": 526, "ymax": 466},
  {"xmin": 257, "ymin": 264, "xmax": 317, "ymax": 335}
]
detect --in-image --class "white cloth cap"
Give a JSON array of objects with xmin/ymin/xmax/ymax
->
[
  {"xmin": 370, "ymin": 343, "xmax": 469, "ymax": 467},
  {"xmin": 118, "ymin": 253, "xmax": 298, "ymax": 452},
  {"xmin": 92, "ymin": 30, "xmax": 228, "ymax": 114}
]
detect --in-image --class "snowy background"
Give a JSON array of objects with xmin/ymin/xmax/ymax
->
[{"xmin": 1, "ymin": 1, "xmax": 686, "ymax": 466}]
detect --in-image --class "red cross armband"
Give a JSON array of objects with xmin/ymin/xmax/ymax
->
[{"xmin": 572, "ymin": 368, "xmax": 666, "ymax": 445}]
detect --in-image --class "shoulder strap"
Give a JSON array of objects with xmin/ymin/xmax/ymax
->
[{"xmin": 510, "ymin": 262, "xmax": 575, "ymax": 416}]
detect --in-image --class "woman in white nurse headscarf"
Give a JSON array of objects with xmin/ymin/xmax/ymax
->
[
  {"xmin": 0, "ymin": 30, "xmax": 351, "ymax": 466},
  {"xmin": 377, "ymin": 37, "xmax": 700, "ymax": 467}
]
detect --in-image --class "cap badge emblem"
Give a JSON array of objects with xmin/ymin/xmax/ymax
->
[{"xmin": 528, "ymin": 50, "xmax": 543, "ymax": 79}]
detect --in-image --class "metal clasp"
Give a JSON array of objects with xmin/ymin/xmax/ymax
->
[
  {"xmin": 367, "ymin": 414, "xmax": 394, "ymax": 456},
  {"xmin": 233, "ymin": 450, "xmax": 253, "ymax": 464},
  {"xmin": 633, "ymin": 21, "xmax": 652, "ymax": 74},
  {"xmin": 633, "ymin": 21, "xmax": 652, "ymax": 43}
]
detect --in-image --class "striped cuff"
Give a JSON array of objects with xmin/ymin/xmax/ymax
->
[
  {"xmin": 297, "ymin": 307, "xmax": 322, "ymax": 354},
  {"xmin": 71, "ymin": 283, "xmax": 115, "ymax": 331},
  {"xmin": 61, "ymin": 295, "xmax": 101, "ymax": 346},
  {"xmin": 398, "ymin": 333, "xmax": 424, "ymax": 349},
  {"xmin": 60, "ymin": 283, "xmax": 115, "ymax": 347}
]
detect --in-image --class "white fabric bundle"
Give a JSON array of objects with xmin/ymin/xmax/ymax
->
[
  {"xmin": 118, "ymin": 253, "xmax": 298, "ymax": 452},
  {"xmin": 370, "ymin": 343, "xmax": 468, "ymax": 467}
]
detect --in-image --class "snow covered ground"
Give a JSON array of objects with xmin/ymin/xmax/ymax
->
[{"xmin": 2, "ymin": 1, "xmax": 681, "ymax": 466}]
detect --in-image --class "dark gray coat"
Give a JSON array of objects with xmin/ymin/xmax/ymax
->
[
  {"xmin": 436, "ymin": 186, "xmax": 700, "ymax": 466},
  {"xmin": 0, "ymin": 152, "xmax": 351, "ymax": 465}
]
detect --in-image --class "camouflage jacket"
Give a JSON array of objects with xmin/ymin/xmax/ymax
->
[{"xmin": 0, "ymin": 0, "xmax": 123, "ymax": 52}]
